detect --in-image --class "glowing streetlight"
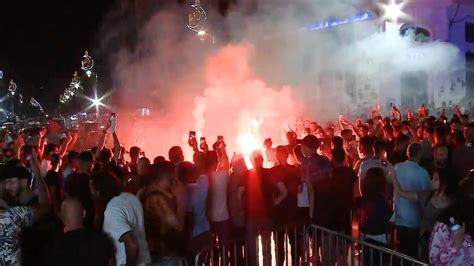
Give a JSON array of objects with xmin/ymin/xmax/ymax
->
[
  {"xmin": 197, "ymin": 30, "xmax": 206, "ymax": 40},
  {"xmin": 379, "ymin": 0, "xmax": 408, "ymax": 23},
  {"xmin": 84, "ymin": 90, "xmax": 112, "ymax": 114}
]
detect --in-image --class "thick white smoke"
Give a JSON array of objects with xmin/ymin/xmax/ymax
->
[{"xmin": 101, "ymin": 0, "xmax": 461, "ymax": 159}]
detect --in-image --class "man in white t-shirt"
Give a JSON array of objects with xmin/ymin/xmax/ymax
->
[{"xmin": 90, "ymin": 172, "xmax": 151, "ymax": 266}]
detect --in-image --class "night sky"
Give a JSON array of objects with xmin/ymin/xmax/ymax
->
[
  {"xmin": 0, "ymin": 0, "xmax": 116, "ymax": 111},
  {"xmin": 0, "ymin": 0, "xmax": 232, "ymax": 113}
]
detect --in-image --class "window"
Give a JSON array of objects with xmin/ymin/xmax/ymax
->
[{"xmin": 466, "ymin": 23, "xmax": 474, "ymax": 43}]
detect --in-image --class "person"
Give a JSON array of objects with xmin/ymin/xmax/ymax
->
[
  {"xmin": 294, "ymin": 135, "xmax": 332, "ymax": 225},
  {"xmin": 134, "ymin": 157, "xmax": 151, "ymax": 197},
  {"xmin": 388, "ymin": 134, "xmax": 410, "ymax": 165},
  {"xmin": 294, "ymin": 135, "xmax": 332, "ymax": 265},
  {"xmin": 358, "ymin": 140, "xmax": 395, "ymax": 200},
  {"xmin": 168, "ymin": 146, "xmax": 185, "ymax": 167},
  {"xmin": 357, "ymin": 168, "xmax": 392, "ymax": 265},
  {"xmin": 239, "ymin": 150, "xmax": 273, "ymax": 266},
  {"xmin": 331, "ymin": 136, "xmax": 344, "ymax": 150},
  {"xmin": 77, "ymin": 150, "xmax": 94, "ymax": 174},
  {"xmin": 51, "ymin": 197, "xmax": 115, "ymax": 266},
  {"xmin": 0, "ymin": 153, "xmax": 50, "ymax": 265},
  {"xmin": 263, "ymin": 138, "xmax": 277, "ymax": 168},
  {"xmin": 393, "ymin": 143, "xmax": 431, "ymax": 258},
  {"xmin": 128, "ymin": 146, "xmax": 142, "ymax": 176},
  {"xmin": 452, "ymin": 123, "xmax": 474, "ymax": 183},
  {"xmin": 45, "ymin": 153, "xmax": 63, "ymax": 215},
  {"xmin": 188, "ymin": 152, "xmax": 212, "ymax": 259},
  {"xmin": 228, "ymin": 154, "xmax": 247, "ymax": 265},
  {"xmin": 91, "ymin": 172, "xmax": 151, "ymax": 266},
  {"xmin": 330, "ymin": 148, "xmax": 357, "ymax": 235},
  {"xmin": 140, "ymin": 162, "xmax": 185, "ymax": 262},
  {"xmin": 271, "ymin": 145, "xmax": 301, "ymax": 266},
  {"xmin": 285, "ymin": 131, "xmax": 299, "ymax": 166},
  {"xmin": 41, "ymin": 144, "xmax": 59, "ymax": 177},
  {"xmin": 393, "ymin": 167, "xmax": 457, "ymax": 262},
  {"xmin": 3, "ymin": 165, "xmax": 38, "ymax": 206},
  {"xmin": 432, "ymin": 144, "xmax": 450, "ymax": 169},
  {"xmin": 429, "ymin": 193, "xmax": 474, "ymax": 264},
  {"xmin": 209, "ymin": 148, "xmax": 231, "ymax": 245},
  {"xmin": 62, "ymin": 150, "xmax": 80, "ymax": 179}
]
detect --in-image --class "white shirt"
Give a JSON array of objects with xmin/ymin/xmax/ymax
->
[
  {"xmin": 210, "ymin": 170, "xmax": 230, "ymax": 222},
  {"xmin": 103, "ymin": 192, "xmax": 151, "ymax": 266},
  {"xmin": 264, "ymin": 148, "xmax": 277, "ymax": 169},
  {"xmin": 40, "ymin": 159, "xmax": 51, "ymax": 177}
]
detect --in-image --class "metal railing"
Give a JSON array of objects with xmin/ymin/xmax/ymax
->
[
  {"xmin": 194, "ymin": 223, "xmax": 428, "ymax": 266},
  {"xmin": 303, "ymin": 224, "xmax": 428, "ymax": 266}
]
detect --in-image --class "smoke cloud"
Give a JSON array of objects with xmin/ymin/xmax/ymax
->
[{"xmin": 101, "ymin": 0, "xmax": 461, "ymax": 160}]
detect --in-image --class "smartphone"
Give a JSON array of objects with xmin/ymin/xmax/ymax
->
[
  {"xmin": 188, "ymin": 131, "xmax": 196, "ymax": 146},
  {"xmin": 449, "ymin": 217, "xmax": 461, "ymax": 234}
]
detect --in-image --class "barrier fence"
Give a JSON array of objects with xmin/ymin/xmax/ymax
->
[{"xmin": 194, "ymin": 223, "xmax": 429, "ymax": 266}]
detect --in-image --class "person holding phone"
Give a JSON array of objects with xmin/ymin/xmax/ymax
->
[{"xmin": 429, "ymin": 182, "xmax": 474, "ymax": 265}]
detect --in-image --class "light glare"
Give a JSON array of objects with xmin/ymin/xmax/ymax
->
[{"xmin": 379, "ymin": 0, "xmax": 408, "ymax": 23}]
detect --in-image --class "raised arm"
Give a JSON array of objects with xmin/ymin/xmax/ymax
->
[
  {"xmin": 112, "ymin": 133, "xmax": 121, "ymax": 162},
  {"xmin": 29, "ymin": 150, "xmax": 51, "ymax": 223},
  {"xmin": 95, "ymin": 130, "xmax": 107, "ymax": 160},
  {"xmin": 58, "ymin": 133, "xmax": 73, "ymax": 158}
]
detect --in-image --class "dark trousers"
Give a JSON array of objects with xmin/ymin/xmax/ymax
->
[
  {"xmin": 396, "ymin": 226, "xmax": 420, "ymax": 259},
  {"xmin": 211, "ymin": 220, "xmax": 231, "ymax": 244},
  {"xmin": 246, "ymin": 218, "xmax": 272, "ymax": 266}
]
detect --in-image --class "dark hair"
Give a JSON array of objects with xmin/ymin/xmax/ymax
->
[
  {"xmin": 153, "ymin": 156, "xmax": 166, "ymax": 164},
  {"xmin": 408, "ymin": 143, "xmax": 423, "ymax": 159},
  {"xmin": 67, "ymin": 151, "xmax": 80, "ymax": 163},
  {"xmin": 90, "ymin": 172, "xmax": 123, "ymax": 205},
  {"xmin": 177, "ymin": 161, "xmax": 197, "ymax": 184},
  {"xmin": 44, "ymin": 144, "xmax": 58, "ymax": 158},
  {"xmin": 331, "ymin": 148, "xmax": 345, "ymax": 163},
  {"xmin": 341, "ymin": 129, "xmax": 352, "ymax": 137},
  {"xmin": 373, "ymin": 140, "xmax": 386, "ymax": 154},
  {"xmin": 168, "ymin": 146, "xmax": 184, "ymax": 164},
  {"xmin": 149, "ymin": 161, "xmax": 175, "ymax": 183},
  {"xmin": 129, "ymin": 146, "xmax": 141, "ymax": 158},
  {"xmin": 460, "ymin": 171, "xmax": 474, "ymax": 198},
  {"xmin": 436, "ymin": 168, "xmax": 458, "ymax": 198},
  {"xmin": 362, "ymin": 167, "xmax": 386, "ymax": 197},
  {"xmin": 98, "ymin": 148, "xmax": 112, "ymax": 164},
  {"xmin": 396, "ymin": 134, "xmax": 410, "ymax": 147},
  {"xmin": 79, "ymin": 151, "xmax": 94, "ymax": 163},
  {"xmin": 2, "ymin": 165, "xmax": 31, "ymax": 181},
  {"xmin": 331, "ymin": 136, "xmax": 344, "ymax": 149},
  {"xmin": 359, "ymin": 136, "xmax": 374, "ymax": 151}
]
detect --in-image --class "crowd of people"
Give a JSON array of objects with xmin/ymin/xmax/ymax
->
[{"xmin": 1, "ymin": 104, "xmax": 474, "ymax": 266}]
